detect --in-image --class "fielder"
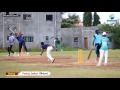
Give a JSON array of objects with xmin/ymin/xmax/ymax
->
[
  {"xmin": 97, "ymin": 32, "xmax": 110, "ymax": 66},
  {"xmin": 55, "ymin": 38, "xmax": 62, "ymax": 51},
  {"xmin": 7, "ymin": 33, "xmax": 16, "ymax": 56},
  {"xmin": 15, "ymin": 32, "xmax": 29, "ymax": 56},
  {"xmin": 40, "ymin": 42, "xmax": 58, "ymax": 63},
  {"xmin": 54, "ymin": 38, "xmax": 57, "ymax": 51},
  {"xmin": 92, "ymin": 30, "xmax": 102, "ymax": 61}
]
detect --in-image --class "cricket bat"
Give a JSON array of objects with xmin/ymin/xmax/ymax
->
[
  {"xmin": 87, "ymin": 46, "xmax": 94, "ymax": 60},
  {"xmin": 8, "ymin": 27, "xmax": 15, "ymax": 34}
]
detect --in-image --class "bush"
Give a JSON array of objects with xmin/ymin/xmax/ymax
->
[
  {"xmin": 28, "ymin": 48, "xmax": 40, "ymax": 52},
  {"xmin": 0, "ymin": 46, "xmax": 41, "ymax": 53},
  {"xmin": 98, "ymin": 23, "xmax": 120, "ymax": 49},
  {"xmin": 61, "ymin": 45, "xmax": 78, "ymax": 51},
  {"xmin": 0, "ymin": 45, "xmax": 84, "ymax": 53},
  {"xmin": 0, "ymin": 48, "xmax": 7, "ymax": 53}
]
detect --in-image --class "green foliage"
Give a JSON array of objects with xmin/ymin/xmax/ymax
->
[
  {"xmin": 83, "ymin": 12, "xmax": 92, "ymax": 27},
  {"xmin": 98, "ymin": 24, "xmax": 113, "ymax": 31},
  {"xmin": 0, "ymin": 45, "xmax": 19, "ymax": 53},
  {"xmin": 60, "ymin": 12, "xmax": 66, "ymax": 15},
  {"xmin": 0, "ymin": 45, "xmax": 78, "ymax": 53},
  {"xmin": 68, "ymin": 14, "xmax": 80, "ymax": 24},
  {"xmin": 93, "ymin": 12, "xmax": 101, "ymax": 26},
  {"xmin": 28, "ymin": 47, "xmax": 40, "ymax": 52},
  {"xmin": 61, "ymin": 45, "xmax": 78, "ymax": 51},
  {"xmin": 112, "ymin": 29, "xmax": 120, "ymax": 49},
  {"xmin": 0, "ymin": 48, "xmax": 7, "ymax": 53},
  {"xmin": 61, "ymin": 13, "xmax": 80, "ymax": 28},
  {"xmin": 60, "ymin": 12, "xmax": 66, "ymax": 18},
  {"xmin": 98, "ymin": 23, "xmax": 120, "ymax": 49},
  {"xmin": 61, "ymin": 19, "xmax": 74, "ymax": 28},
  {"xmin": 0, "ymin": 46, "xmax": 41, "ymax": 53}
]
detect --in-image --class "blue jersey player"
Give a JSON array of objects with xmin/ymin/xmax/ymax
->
[
  {"xmin": 40, "ymin": 42, "xmax": 58, "ymax": 63},
  {"xmin": 15, "ymin": 32, "xmax": 29, "ymax": 56},
  {"xmin": 92, "ymin": 30, "xmax": 102, "ymax": 61}
]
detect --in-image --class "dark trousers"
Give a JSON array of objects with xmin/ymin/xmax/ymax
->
[
  {"xmin": 8, "ymin": 45, "xmax": 14, "ymax": 55},
  {"xmin": 19, "ymin": 41, "xmax": 28, "ymax": 52},
  {"xmin": 95, "ymin": 43, "xmax": 101, "ymax": 57}
]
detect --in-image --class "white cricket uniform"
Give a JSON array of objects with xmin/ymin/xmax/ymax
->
[
  {"xmin": 42, "ymin": 44, "xmax": 54, "ymax": 62},
  {"xmin": 97, "ymin": 36, "xmax": 110, "ymax": 66},
  {"xmin": 9, "ymin": 35, "xmax": 15, "ymax": 45},
  {"xmin": 54, "ymin": 39, "xmax": 56, "ymax": 46},
  {"xmin": 47, "ymin": 46, "xmax": 54, "ymax": 61}
]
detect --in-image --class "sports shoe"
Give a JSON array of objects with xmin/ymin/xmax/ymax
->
[
  {"xmin": 104, "ymin": 63, "xmax": 107, "ymax": 66},
  {"xmin": 51, "ymin": 59, "xmax": 55, "ymax": 63},
  {"xmin": 26, "ymin": 52, "xmax": 29, "ymax": 55},
  {"xmin": 96, "ymin": 64, "xmax": 101, "ymax": 66},
  {"xmin": 7, "ymin": 54, "xmax": 10, "ymax": 56},
  {"xmin": 18, "ymin": 53, "xmax": 20, "ymax": 56}
]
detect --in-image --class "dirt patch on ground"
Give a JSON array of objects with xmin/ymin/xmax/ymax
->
[{"xmin": 1, "ymin": 54, "xmax": 120, "ymax": 69}]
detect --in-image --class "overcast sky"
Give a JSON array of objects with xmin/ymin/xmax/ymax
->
[{"xmin": 62, "ymin": 12, "xmax": 120, "ymax": 24}]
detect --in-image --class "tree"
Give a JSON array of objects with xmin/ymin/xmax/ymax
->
[
  {"xmin": 67, "ymin": 14, "xmax": 80, "ymax": 24},
  {"xmin": 61, "ymin": 13, "xmax": 80, "ymax": 28},
  {"xmin": 111, "ymin": 24, "xmax": 120, "ymax": 49},
  {"xmin": 61, "ymin": 18, "xmax": 73, "ymax": 28},
  {"xmin": 60, "ymin": 12, "xmax": 66, "ymax": 15},
  {"xmin": 98, "ymin": 24, "xmax": 112, "ymax": 32},
  {"xmin": 60, "ymin": 12, "xmax": 66, "ymax": 18},
  {"xmin": 60, "ymin": 12, "xmax": 66, "ymax": 17},
  {"xmin": 83, "ymin": 12, "xmax": 92, "ymax": 27},
  {"xmin": 98, "ymin": 23, "xmax": 120, "ymax": 49},
  {"xmin": 93, "ymin": 12, "xmax": 101, "ymax": 26}
]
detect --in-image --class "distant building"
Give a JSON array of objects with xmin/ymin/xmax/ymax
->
[
  {"xmin": 0, "ymin": 12, "xmax": 114, "ymax": 49},
  {"xmin": 61, "ymin": 27, "xmax": 113, "ymax": 49},
  {"xmin": 0, "ymin": 12, "xmax": 61, "ymax": 48}
]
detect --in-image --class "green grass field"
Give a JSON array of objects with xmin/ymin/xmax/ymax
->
[{"xmin": 0, "ymin": 49, "xmax": 120, "ymax": 78}]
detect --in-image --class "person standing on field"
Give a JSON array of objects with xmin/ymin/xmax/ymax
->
[
  {"xmin": 55, "ymin": 38, "xmax": 61, "ymax": 51},
  {"xmin": 15, "ymin": 32, "xmax": 29, "ymax": 56},
  {"xmin": 92, "ymin": 30, "xmax": 102, "ymax": 62},
  {"xmin": 97, "ymin": 32, "xmax": 110, "ymax": 66},
  {"xmin": 7, "ymin": 33, "xmax": 16, "ymax": 56},
  {"xmin": 54, "ymin": 38, "xmax": 57, "ymax": 46},
  {"xmin": 54, "ymin": 38, "xmax": 57, "ymax": 51}
]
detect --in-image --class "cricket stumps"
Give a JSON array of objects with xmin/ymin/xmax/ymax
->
[{"xmin": 78, "ymin": 49, "xmax": 84, "ymax": 64}]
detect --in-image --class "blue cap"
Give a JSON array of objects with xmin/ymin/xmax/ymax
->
[
  {"xmin": 41, "ymin": 42, "xmax": 44, "ymax": 45},
  {"xmin": 95, "ymin": 30, "xmax": 99, "ymax": 34}
]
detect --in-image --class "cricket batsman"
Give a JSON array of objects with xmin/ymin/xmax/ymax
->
[
  {"xmin": 15, "ymin": 32, "xmax": 29, "ymax": 56},
  {"xmin": 92, "ymin": 30, "xmax": 102, "ymax": 61}
]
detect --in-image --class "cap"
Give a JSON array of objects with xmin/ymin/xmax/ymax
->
[
  {"xmin": 95, "ymin": 30, "xmax": 99, "ymax": 34},
  {"xmin": 102, "ymin": 32, "xmax": 106, "ymax": 35},
  {"xmin": 41, "ymin": 42, "xmax": 44, "ymax": 45}
]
